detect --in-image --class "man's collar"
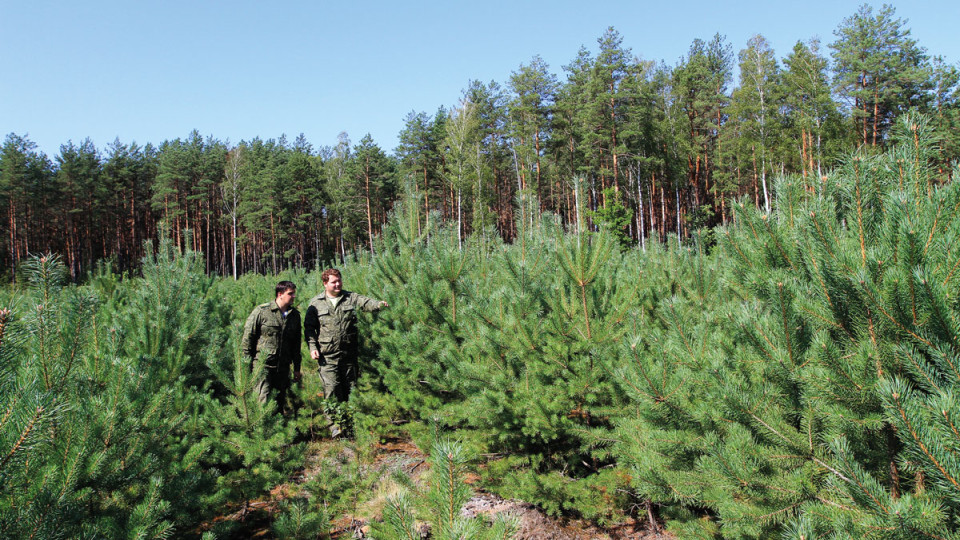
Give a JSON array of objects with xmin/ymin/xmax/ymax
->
[{"xmin": 271, "ymin": 300, "xmax": 296, "ymax": 312}]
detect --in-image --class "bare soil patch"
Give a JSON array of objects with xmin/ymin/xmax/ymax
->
[{"xmin": 205, "ymin": 436, "xmax": 672, "ymax": 539}]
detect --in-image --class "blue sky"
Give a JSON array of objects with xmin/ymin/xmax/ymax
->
[{"xmin": 2, "ymin": 0, "xmax": 958, "ymax": 159}]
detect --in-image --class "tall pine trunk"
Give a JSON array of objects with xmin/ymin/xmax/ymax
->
[{"xmin": 364, "ymin": 161, "xmax": 375, "ymax": 256}]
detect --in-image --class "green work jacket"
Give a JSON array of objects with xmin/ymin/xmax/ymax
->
[
  {"xmin": 241, "ymin": 301, "xmax": 302, "ymax": 373},
  {"xmin": 304, "ymin": 291, "xmax": 382, "ymax": 356}
]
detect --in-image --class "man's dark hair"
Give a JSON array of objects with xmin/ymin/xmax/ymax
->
[
  {"xmin": 321, "ymin": 268, "xmax": 342, "ymax": 284},
  {"xmin": 276, "ymin": 281, "xmax": 296, "ymax": 296}
]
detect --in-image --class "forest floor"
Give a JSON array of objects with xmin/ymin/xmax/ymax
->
[{"xmin": 211, "ymin": 435, "xmax": 673, "ymax": 539}]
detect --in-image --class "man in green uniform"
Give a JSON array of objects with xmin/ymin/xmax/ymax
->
[
  {"xmin": 241, "ymin": 281, "xmax": 302, "ymax": 414},
  {"xmin": 304, "ymin": 269, "xmax": 387, "ymax": 436}
]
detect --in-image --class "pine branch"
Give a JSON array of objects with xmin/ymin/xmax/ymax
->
[
  {"xmin": 888, "ymin": 386, "xmax": 960, "ymax": 493},
  {"xmin": 0, "ymin": 309, "xmax": 9, "ymax": 352},
  {"xmin": 0, "ymin": 404, "xmax": 44, "ymax": 473}
]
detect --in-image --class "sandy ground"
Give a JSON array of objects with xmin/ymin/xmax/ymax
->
[{"xmin": 208, "ymin": 437, "xmax": 672, "ymax": 539}]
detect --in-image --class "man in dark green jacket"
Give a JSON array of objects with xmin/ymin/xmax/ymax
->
[
  {"xmin": 241, "ymin": 281, "xmax": 302, "ymax": 414},
  {"xmin": 304, "ymin": 269, "xmax": 387, "ymax": 435}
]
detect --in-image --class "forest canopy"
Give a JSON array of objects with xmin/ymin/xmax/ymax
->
[{"xmin": 2, "ymin": 4, "xmax": 958, "ymax": 281}]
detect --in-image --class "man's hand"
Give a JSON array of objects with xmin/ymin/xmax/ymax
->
[
  {"xmin": 379, "ymin": 300, "xmax": 389, "ymax": 308},
  {"xmin": 311, "ymin": 350, "xmax": 320, "ymax": 361},
  {"xmin": 294, "ymin": 370, "xmax": 302, "ymax": 383}
]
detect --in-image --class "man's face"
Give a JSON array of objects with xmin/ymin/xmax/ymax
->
[
  {"xmin": 324, "ymin": 275, "xmax": 342, "ymax": 297},
  {"xmin": 276, "ymin": 289, "xmax": 296, "ymax": 310}
]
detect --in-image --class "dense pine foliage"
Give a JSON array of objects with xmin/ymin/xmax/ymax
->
[
  {"xmin": 3, "ymin": 5, "xmax": 959, "ymax": 281},
  {"xmin": 4, "ymin": 111, "xmax": 960, "ymax": 537},
  {"xmin": 349, "ymin": 112, "xmax": 960, "ymax": 537},
  {"xmin": 5, "ymin": 4, "xmax": 960, "ymax": 538}
]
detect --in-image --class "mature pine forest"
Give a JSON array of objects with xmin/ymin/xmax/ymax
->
[{"xmin": 3, "ymin": 5, "xmax": 958, "ymax": 281}]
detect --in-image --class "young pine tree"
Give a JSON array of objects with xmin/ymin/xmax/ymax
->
[
  {"xmin": 203, "ymin": 347, "xmax": 303, "ymax": 519},
  {"xmin": 612, "ymin": 113, "xmax": 960, "ymax": 538}
]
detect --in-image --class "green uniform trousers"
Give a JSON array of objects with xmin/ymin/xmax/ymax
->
[
  {"xmin": 256, "ymin": 367, "xmax": 291, "ymax": 414},
  {"xmin": 317, "ymin": 346, "xmax": 358, "ymax": 403}
]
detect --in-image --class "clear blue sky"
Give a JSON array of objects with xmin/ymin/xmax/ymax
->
[{"xmin": 2, "ymin": 0, "xmax": 958, "ymax": 159}]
